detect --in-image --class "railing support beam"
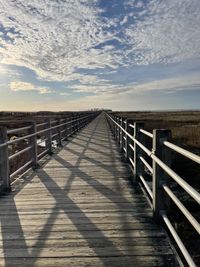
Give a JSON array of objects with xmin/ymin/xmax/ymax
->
[
  {"xmin": 125, "ymin": 119, "xmax": 134, "ymax": 161},
  {"xmin": 134, "ymin": 122, "xmax": 145, "ymax": 181},
  {"xmin": 0, "ymin": 126, "xmax": 10, "ymax": 193},
  {"xmin": 153, "ymin": 129, "xmax": 172, "ymax": 221},
  {"xmin": 28, "ymin": 121, "xmax": 38, "ymax": 170},
  {"xmin": 46, "ymin": 118, "xmax": 53, "ymax": 154}
]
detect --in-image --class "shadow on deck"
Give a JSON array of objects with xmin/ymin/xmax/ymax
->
[{"xmin": 0, "ymin": 114, "xmax": 179, "ymax": 266}]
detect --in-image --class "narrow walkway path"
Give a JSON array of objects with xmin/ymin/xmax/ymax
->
[{"xmin": 0, "ymin": 113, "xmax": 178, "ymax": 266}]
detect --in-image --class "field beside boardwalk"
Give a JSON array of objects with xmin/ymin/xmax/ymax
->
[{"xmin": 112, "ymin": 110, "xmax": 200, "ymax": 263}]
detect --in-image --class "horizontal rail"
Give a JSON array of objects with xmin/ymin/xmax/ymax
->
[
  {"xmin": 129, "ymin": 157, "xmax": 135, "ymax": 168},
  {"xmin": 107, "ymin": 113, "xmax": 200, "ymax": 203},
  {"xmin": 106, "ymin": 112, "xmax": 200, "ymax": 266},
  {"xmin": 139, "ymin": 156, "xmax": 153, "ymax": 174},
  {"xmin": 140, "ymin": 129, "xmax": 153, "ymax": 138},
  {"xmin": 161, "ymin": 213, "xmax": 197, "ymax": 267},
  {"xmin": 139, "ymin": 175, "xmax": 153, "ymax": 200},
  {"xmin": 36, "ymin": 122, "xmax": 48, "ymax": 128},
  {"xmin": 151, "ymin": 153, "xmax": 200, "ymax": 205},
  {"xmin": 8, "ymin": 146, "xmax": 32, "ymax": 161},
  {"xmin": 129, "ymin": 143, "xmax": 134, "ymax": 152},
  {"xmin": 164, "ymin": 141, "xmax": 200, "ymax": 165},
  {"xmin": 10, "ymin": 160, "xmax": 33, "ymax": 179},
  {"xmin": 163, "ymin": 184, "xmax": 200, "ymax": 234},
  {"xmin": 4, "ymin": 114, "xmax": 92, "ymax": 147},
  {"xmin": 7, "ymin": 126, "xmax": 31, "ymax": 135},
  {"xmin": 129, "ymin": 124, "xmax": 134, "ymax": 129},
  {"xmin": 0, "ymin": 111, "xmax": 99, "ymax": 194},
  {"xmin": 38, "ymin": 149, "xmax": 49, "ymax": 160}
]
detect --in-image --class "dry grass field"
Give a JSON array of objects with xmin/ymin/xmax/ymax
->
[
  {"xmin": 113, "ymin": 111, "xmax": 200, "ymax": 149},
  {"xmin": 112, "ymin": 110, "xmax": 200, "ymax": 263},
  {"xmin": 0, "ymin": 110, "xmax": 199, "ymax": 263}
]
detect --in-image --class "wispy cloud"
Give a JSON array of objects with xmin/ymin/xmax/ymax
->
[
  {"xmin": 0, "ymin": 0, "xmax": 199, "ymax": 99},
  {"xmin": 125, "ymin": 0, "xmax": 200, "ymax": 65},
  {"xmin": 0, "ymin": 64, "xmax": 22, "ymax": 79},
  {"xmin": 10, "ymin": 81, "xmax": 52, "ymax": 94}
]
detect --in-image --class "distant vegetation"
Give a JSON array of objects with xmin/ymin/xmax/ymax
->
[
  {"xmin": 112, "ymin": 110, "xmax": 200, "ymax": 263},
  {"xmin": 113, "ymin": 110, "xmax": 200, "ymax": 150}
]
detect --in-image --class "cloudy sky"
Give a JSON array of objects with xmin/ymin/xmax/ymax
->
[{"xmin": 0, "ymin": 0, "xmax": 199, "ymax": 111}]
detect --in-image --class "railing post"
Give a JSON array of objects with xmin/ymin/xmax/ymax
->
[
  {"xmin": 46, "ymin": 118, "xmax": 53, "ymax": 155},
  {"xmin": 76, "ymin": 115, "xmax": 79, "ymax": 132},
  {"xmin": 57, "ymin": 119, "xmax": 62, "ymax": 147},
  {"xmin": 79, "ymin": 115, "xmax": 83, "ymax": 130},
  {"xmin": 64, "ymin": 118, "xmax": 69, "ymax": 140},
  {"xmin": 152, "ymin": 129, "xmax": 172, "ymax": 221},
  {"xmin": 114, "ymin": 116, "xmax": 117, "ymax": 139},
  {"xmin": 72, "ymin": 116, "xmax": 75, "ymax": 134},
  {"xmin": 120, "ymin": 118, "xmax": 124, "ymax": 151},
  {"xmin": 111, "ymin": 116, "xmax": 115, "ymax": 134},
  {"xmin": 117, "ymin": 117, "xmax": 120, "ymax": 144},
  {"xmin": 0, "ymin": 126, "xmax": 11, "ymax": 193},
  {"xmin": 125, "ymin": 119, "xmax": 134, "ymax": 161},
  {"xmin": 134, "ymin": 122, "xmax": 145, "ymax": 180},
  {"xmin": 70, "ymin": 116, "xmax": 73, "ymax": 134},
  {"xmin": 29, "ymin": 121, "xmax": 38, "ymax": 169}
]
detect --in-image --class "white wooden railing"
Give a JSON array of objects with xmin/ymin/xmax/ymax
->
[
  {"xmin": 0, "ymin": 111, "xmax": 100, "ymax": 193},
  {"xmin": 106, "ymin": 112, "xmax": 200, "ymax": 267}
]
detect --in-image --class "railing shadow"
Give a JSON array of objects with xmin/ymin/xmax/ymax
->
[{"xmin": 0, "ymin": 113, "xmax": 171, "ymax": 266}]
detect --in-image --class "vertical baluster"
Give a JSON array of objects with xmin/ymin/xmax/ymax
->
[
  {"xmin": 125, "ymin": 119, "xmax": 134, "ymax": 162},
  {"xmin": 57, "ymin": 119, "xmax": 62, "ymax": 147},
  {"xmin": 29, "ymin": 121, "xmax": 38, "ymax": 169},
  {"xmin": 46, "ymin": 118, "xmax": 52, "ymax": 154},
  {"xmin": 117, "ymin": 117, "xmax": 120, "ymax": 144},
  {"xmin": 119, "ymin": 118, "xmax": 123, "ymax": 150},
  {"xmin": 0, "ymin": 127, "xmax": 10, "ymax": 193},
  {"xmin": 153, "ymin": 129, "xmax": 172, "ymax": 221},
  {"xmin": 65, "ymin": 117, "xmax": 69, "ymax": 140},
  {"xmin": 133, "ymin": 122, "xmax": 145, "ymax": 181}
]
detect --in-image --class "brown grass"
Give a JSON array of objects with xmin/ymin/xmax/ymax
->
[{"xmin": 113, "ymin": 111, "xmax": 200, "ymax": 149}]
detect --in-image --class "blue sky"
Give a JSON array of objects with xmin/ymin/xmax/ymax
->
[{"xmin": 0, "ymin": 0, "xmax": 199, "ymax": 111}]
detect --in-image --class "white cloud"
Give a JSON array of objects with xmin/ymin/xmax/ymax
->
[
  {"xmin": 10, "ymin": 81, "xmax": 52, "ymax": 94},
  {"xmin": 0, "ymin": 0, "xmax": 199, "ymax": 97},
  {"xmin": 125, "ymin": 0, "xmax": 200, "ymax": 65},
  {"xmin": 122, "ymin": 73, "xmax": 200, "ymax": 94},
  {"xmin": 0, "ymin": 0, "xmax": 120, "ymax": 83},
  {"xmin": 59, "ymin": 92, "xmax": 70, "ymax": 96},
  {"xmin": 0, "ymin": 64, "xmax": 22, "ymax": 79}
]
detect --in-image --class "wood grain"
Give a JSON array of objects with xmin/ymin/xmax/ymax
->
[{"xmin": 0, "ymin": 113, "xmax": 179, "ymax": 266}]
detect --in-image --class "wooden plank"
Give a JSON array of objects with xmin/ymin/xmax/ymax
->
[
  {"xmin": 0, "ymin": 256, "xmax": 177, "ymax": 267},
  {"xmin": 0, "ymin": 230, "xmax": 167, "ymax": 240},
  {"xmin": 0, "ymin": 246, "xmax": 174, "ymax": 257},
  {"xmin": 0, "ymin": 113, "xmax": 179, "ymax": 266},
  {"xmin": 0, "ymin": 237, "xmax": 170, "ymax": 248}
]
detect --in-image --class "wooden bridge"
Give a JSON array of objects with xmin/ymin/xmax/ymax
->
[{"xmin": 0, "ymin": 112, "xmax": 199, "ymax": 266}]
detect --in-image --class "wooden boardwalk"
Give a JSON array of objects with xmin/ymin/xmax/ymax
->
[{"xmin": 0, "ymin": 113, "xmax": 179, "ymax": 266}]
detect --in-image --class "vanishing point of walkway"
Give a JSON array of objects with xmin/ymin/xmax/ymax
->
[{"xmin": 0, "ymin": 114, "xmax": 178, "ymax": 266}]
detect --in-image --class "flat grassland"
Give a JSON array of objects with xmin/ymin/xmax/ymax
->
[
  {"xmin": 113, "ymin": 110, "xmax": 200, "ymax": 149},
  {"xmin": 112, "ymin": 110, "xmax": 200, "ymax": 263}
]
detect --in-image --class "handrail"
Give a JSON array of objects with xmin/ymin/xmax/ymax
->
[
  {"xmin": 163, "ymin": 140, "xmax": 200, "ymax": 164},
  {"xmin": 106, "ymin": 112, "xmax": 199, "ymax": 267},
  {"xmin": 0, "ymin": 111, "xmax": 99, "ymax": 190},
  {"xmin": 140, "ymin": 129, "xmax": 153, "ymax": 138},
  {"xmin": 7, "ymin": 126, "xmax": 31, "ymax": 135},
  {"xmin": 151, "ymin": 153, "xmax": 200, "ymax": 204},
  {"xmin": 162, "ymin": 184, "xmax": 200, "ymax": 234},
  {"xmin": 4, "ymin": 114, "xmax": 93, "ymax": 146},
  {"xmin": 161, "ymin": 212, "xmax": 196, "ymax": 267}
]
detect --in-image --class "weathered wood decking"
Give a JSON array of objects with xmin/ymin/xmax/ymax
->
[{"xmin": 0, "ymin": 113, "xmax": 178, "ymax": 266}]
